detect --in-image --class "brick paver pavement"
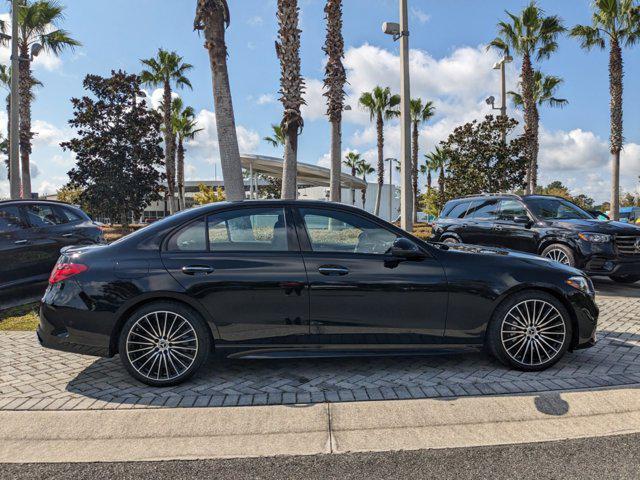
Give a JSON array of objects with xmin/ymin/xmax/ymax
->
[{"xmin": 1, "ymin": 296, "xmax": 639, "ymax": 411}]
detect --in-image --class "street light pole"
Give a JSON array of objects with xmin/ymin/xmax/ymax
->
[
  {"xmin": 385, "ymin": 158, "xmax": 397, "ymax": 222},
  {"xmin": 486, "ymin": 55, "xmax": 512, "ymax": 144},
  {"xmin": 398, "ymin": 0, "xmax": 412, "ymax": 232},
  {"xmin": 9, "ymin": 0, "xmax": 21, "ymax": 199}
]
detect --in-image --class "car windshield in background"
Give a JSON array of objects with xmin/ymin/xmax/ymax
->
[{"xmin": 525, "ymin": 198, "xmax": 592, "ymax": 220}]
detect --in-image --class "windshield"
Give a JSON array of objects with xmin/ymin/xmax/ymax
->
[{"xmin": 525, "ymin": 197, "xmax": 592, "ymax": 220}]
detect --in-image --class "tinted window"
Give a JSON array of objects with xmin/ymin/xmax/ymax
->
[
  {"xmin": 57, "ymin": 207, "xmax": 83, "ymax": 223},
  {"xmin": 467, "ymin": 199, "xmax": 499, "ymax": 220},
  {"xmin": 445, "ymin": 202, "xmax": 470, "ymax": 219},
  {"xmin": 25, "ymin": 204, "xmax": 65, "ymax": 227},
  {"xmin": 0, "ymin": 206, "xmax": 28, "ymax": 233},
  {"xmin": 207, "ymin": 208, "xmax": 288, "ymax": 252},
  {"xmin": 300, "ymin": 208, "xmax": 397, "ymax": 254},
  {"xmin": 167, "ymin": 218, "xmax": 207, "ymax": 251},
  {"xmin": 498, "ymin": 200, "xmax": 528, "ymax": 220},
  {"xmin": 525, "ymin": 198, "xmax": 592, "ymax": 220}
]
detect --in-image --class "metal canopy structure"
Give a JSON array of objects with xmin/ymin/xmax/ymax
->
[{"xmin": 240, "ymin": 154, "xmax": 367, "ymax": 199}]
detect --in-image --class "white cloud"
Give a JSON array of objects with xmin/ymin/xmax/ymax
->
[
  {"xmin": 148, "ymin": 88, "xmax": 179, "ymax": 110},
  {"xmin": 301, "ymin": 78, "xmax": 326, "ymax": 121},
  {"xmin": 411, "ymin": 7, "xmax": 431, "ymax": 24},
  {"xmin": 0, "ymin": 14, "xmax": 64, "ymax": 71},
  {"xmin": 32, "ymin": 120, "xmax": 72, "ymax": 147},
  {"xmin": 247, "ymin": 15, "xmax": 264, "ymax": 27},
  {"xmin": 257, "ymin": 94, "xmax": 276, "ymax": 105}
]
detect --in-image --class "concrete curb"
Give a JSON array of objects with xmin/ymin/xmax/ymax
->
[{"xmin": 1, "ymin": 387, "xmax": 639, "ymax": 463}]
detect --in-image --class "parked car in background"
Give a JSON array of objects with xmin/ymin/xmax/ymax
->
[
  {"xmin": 618, "ymin": 206, "xmax": 640, "ymax": 224},
  {"xmin": 432, "ymin": 194, "xmax": 640, "ymax": 284},
  {"xmin": 0, "ymin": 200, "xmax": 105, "ymax": 304},
  {"xmin": 39, "ymin": 200, "xmax": 597, "ymax": 386}
]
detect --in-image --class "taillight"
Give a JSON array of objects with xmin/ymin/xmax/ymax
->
[{"xmin": 49, "ymin": 263, "xmax": 88, "ymax": 285}]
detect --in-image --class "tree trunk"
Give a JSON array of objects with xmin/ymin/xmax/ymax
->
[
  {"xmin": 162, "ymin": 81, "xmax": 176, "ymax": 214},
  {"xmin": 18, "ymin": 48, "xmax": 32, "ymax": 199},
  {"xmin": 427, "ymin": 170, "xmax": 432, "ymax": 194},
  {"xmin": 6, "ymin": 95, "xmax": 12, "ymax": 182},
  {"xmin": 521, "ymin": 53, "xmax": 536, "ymax": 196},
  {"xmin": 411, "ymin": 120, "xmax": 419, "ymax": 222},
  {"xmin": 438, "ymin": 168, "xmax": 445, "ymax": 208},
  {"xmin": 281, "ymin": 123, "xmax": 298, "ymax": 199},
  {"xmin": 202, "ymin": 8, "xmax": 246, "ymax": 202},
  {"xmin": 329, "ymin": 119, "xmax": 341, "ymax": 202},
  {"xmin": 530, "ymin": 105, "xmax": 540, "ymax": 193},
  {"xmin": 361, "ymin": 179, "xmax": 367, "ymax": 207},
  {"xmin": 609, "ymin": 37, "xmax": 623, "ymax": 221},
  {"xmin": 350, "ymin": 165, "xmax": 356, "ymax": 205},
  {"xmin": 177, "ymin": 137, "xmax": 185, "ymax": 210},
  {"xmin": 374, "ymin": 112, "xmax": 384, "ymax": 216}
]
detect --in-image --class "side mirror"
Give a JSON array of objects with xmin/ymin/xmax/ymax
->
[
  {"xmin": 513, "ymin": 215, "xmax": 532, "ymax": 226},
  {"xmin": 390, "ymin": 238, "xmax": 426, "ymax": 260}
]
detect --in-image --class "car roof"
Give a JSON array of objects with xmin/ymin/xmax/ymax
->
[{"xmin": 0, "ymin": 199, "xmax": 75, "ymax": 207}]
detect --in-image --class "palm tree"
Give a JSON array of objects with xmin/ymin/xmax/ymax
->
[
  {"xmin": 570, "ymin": 1, "xmax": 639, "ymax": 221},
  {"xmin": 275, "ymin": 0, "xmax": 305, "ymax": 199},
  {"xmin": 343, "ymin": 151, "xmax": 361, "ymax": 205},
  {"xmin": 509, "ymin": 70, "xmax": 568, "ymax": 109},
  {"xmin": 171, "ymin": 98, "xmax": 202, "ymax": 210},
  {"xmin": 358, "ymin": 86, "xmax": 400, "ymax": 215},
  {"xmin": 356, "ymin": 159, "xmax": 374, "ymax": 207},
  {"xmin": 4, "ymin": 0, "xmax": 80, "ymax": 198},
  {"xmin": 489, "ymin": 1, "xmax": 565, "ymax": 195},
  {"xmin": 426, "ymin": 147, "xmax": 448, "ymax": 207},
  {"xmin": 195, "ymin": 1, "xmax": 246, "ymax": 202},
  {"xmin": 409, "ymin": 98, "xmax": 435, "ymax": 222},
  {"xmin": 323, "ymin": 0, "xmax": 346, "ymax": 202},
  {"xmin": 264, "ymin": 124, "xmax": 286, "ymax": 148},
  {"xmin": 141, "ymin": 49, "xmax": 193, "ymax": 213}
]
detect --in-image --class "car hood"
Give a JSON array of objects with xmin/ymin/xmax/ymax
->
[
  {"xmin": 545, "ymin": 218, "xmax": 640, "ymax": 235},
  {"xmin": 442, "ymin": 243, "xmax": 582, "ymax": 275}
]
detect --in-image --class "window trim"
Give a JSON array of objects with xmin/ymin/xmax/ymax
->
[{"xmin": 293, "ymin": 206, "xmax": 401, "ymax": 256}]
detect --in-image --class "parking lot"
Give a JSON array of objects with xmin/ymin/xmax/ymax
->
[{"xmin": 1, "ymin": 278, "xmax": 639, "ymax": 412}]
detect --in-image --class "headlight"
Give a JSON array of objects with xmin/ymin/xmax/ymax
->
[
  {"xmin": 566, "ymin": 276, "xmax": 595, "ymax": 296},
  {"xmin": 578, "ymin": 232, "xmax": 611, "ymax": 243}
]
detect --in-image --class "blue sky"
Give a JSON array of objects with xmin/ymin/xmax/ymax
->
[{"xmin": 1, "ymin": 0, "xmax": 640, "ymax": 203}]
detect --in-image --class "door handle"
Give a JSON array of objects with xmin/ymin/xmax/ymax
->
[
  {"xmin": 495, "ymin": 225, "xmax": 504, "ymax": 231},
  {"xmin": 14, "ymin": 239, "xmax": 29, "ymax": 245},
  {"xmin": 318, "ymin": 265, "xmax": 349, "ymax": 276},
  {"xmin": 61, "ymin": 233, "xmax": 74, "ymax": 238},
  {"xmin": 181, "ymin": 265, "xmax": 214, "ymax": 275}
]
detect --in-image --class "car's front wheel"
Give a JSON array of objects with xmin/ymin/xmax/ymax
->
[
  {"xmin": 118, "ymin": 301, "xmax": 212, "ymax": 387},
  {"xmin": 541, "ymin": 244, "xmax": 576, "ymax": 267},
  {"xmin": 486, "ymin": 291, "xmax": 572, "ymax": 371}
]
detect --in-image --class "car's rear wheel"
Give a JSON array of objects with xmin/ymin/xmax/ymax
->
[
  {"xmin": 486, "ymin": 291, "xmax": 572, "ymax": 371},
  {"xmin": 609, "ymin": 274, "xmax": 640, "ymax": 284},
  {"xmin": 541, "ymin": 244, "xmax": 575, "ymax": 267},
  {"xmin": 442, "ymin": 237, "xmax": 460, "ymax": 245},
  {"xmin": 118, "ymin": 301, "xmax": 211, "ymax": 387}
]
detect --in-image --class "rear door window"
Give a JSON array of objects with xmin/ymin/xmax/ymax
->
[
  {"xmin": 446, "ymin": 202, "xmax": 471, "ymax": 219},
  {"xmin": 467, "ymin": 199, "xmax": 499, "ymax": 220},
  {"xmin": 56, "ymin": 207, "xmax": 83, "ymax": 224},
  {"xmin": 24, "ymin": 204, "xmax": 65, "ymax": 227}
]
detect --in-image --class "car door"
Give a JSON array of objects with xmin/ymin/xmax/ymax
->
[
  {"xmin": 493, "ymin": 199, "xmax": 538, "ymax": 253},
  {"xmin": 463, "ymin": 199, "xmax": 500, "ymax": 245},
  {"xmin": 0, "ymin": 205, "xmax": 35, "ymax": 289},
  {"xmin": 160, "ymin": 206, "xmax": 310, "ymax": 349},
  {"xmin": 19, "ymin": 204, "xmax": 65, "ymax": 279},
  {"xmin": 294, "ymin": 206, "xmax": 448, "ymax": 348}
]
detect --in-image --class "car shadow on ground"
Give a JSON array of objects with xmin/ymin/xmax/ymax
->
[
  {"xmin": 64, "ymin": 328, "xmax": 640, "ymax": 415},
  {"xmin": 593, "ymin": 277, "xmax": 640, "ymax": 298}
]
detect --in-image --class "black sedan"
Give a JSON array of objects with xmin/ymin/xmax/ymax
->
[{"xmin": 38, "ymin": 200, "xmax": 598, "ymax": 386}]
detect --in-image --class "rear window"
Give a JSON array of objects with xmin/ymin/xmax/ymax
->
[{"xmin": 441, "ymin": 201, "xmax": 470, "ymax": 219}]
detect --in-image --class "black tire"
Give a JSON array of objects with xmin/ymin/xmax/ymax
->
[
  {"xmin": 118, "ymin": 301, "xmax": 212, "ymax": 387},
  {"xmin": 486, "ymin": 291, "xmax": 573, "ymax": 372},
  {"xmin": 609, "ymin": 274, "xmax": 640, "ymax": 284},
  {"xmin": 442, "ymin": 237, "xmax": 460, "ymax": 245},
  {"xmin": 541, "ymin": 243, "xmax": 576, "ymax": 267}
]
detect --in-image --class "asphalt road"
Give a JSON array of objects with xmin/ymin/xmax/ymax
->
[{"xmin": 2, "ymin": 433, "xmax": 639, "ymax": 480}]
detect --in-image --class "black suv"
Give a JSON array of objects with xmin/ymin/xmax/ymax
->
[
  {"xmin": 432, "ymin": 194, "xmax": 640, "ymax": 284},
  {"xmin": 0, "ymin": 200, "xmax": 105, "ymax": 304}
]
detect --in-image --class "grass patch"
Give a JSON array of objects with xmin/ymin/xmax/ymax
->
[{"xmin": 0, "ymin": 303, "xmax": 40, "ymax": 331}]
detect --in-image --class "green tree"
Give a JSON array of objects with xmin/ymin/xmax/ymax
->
[
  {"xmin": 439, "ymin": 115, "xmax": 527, "ymax": 207},
  {"xmin": 1, "ymin": 0, "xmax": 81, "ymax": 198},
  {"xmin": 264, "ymin": 124, "xmax": 286, "ymax": 148},
  {"xmin": 276, "ymin": 0, "xmax": 305, "ymax": 199},
  {"xmin": 171, "ymin": 98, "xmax": 202, "ymax": 210},
  {"xmin": 509, "ymin": 70, "xmax": 568, "ymax": 108},
  {"xmin": 409, "ymin": 98, "xmax": 435, "ymax": 222},
  {"xmin": 193, "ymin": 183, "xmax": 225, "ymax": 205},
  {"xmin": 358, "ymin": 86, "xmax": 400, "ymax": 215},
  {"xmin": 194, "ymin": 1, "xmax": 246, "ymax": 202},
  {"xmin": 343, "ymin": 151, "xmax": 362, "ymax": 205},
  {"xmin": 62, "ymin": 71, "xmax": 164, "ymax": 226},
  {"xmin": 356, "ymin": 159, "xmax": 374, "ymax": 207},
  {"xmin": 489, "ymin": 1, "xmax": 565, "ymax": 194},
  {"xmin": 570, "ymin": 0, "xmax": 640, "ymax": 220},
  {"xmin": 323, "ymin": 0, "xmax": 346, "ymax": 202},
  {"xmin": 140, "ymin": 49, "xmax": 192, "ymax": 214},
  {"xmin": 425, "ymin": 147, "xmax": 449, "ymax": 209}
]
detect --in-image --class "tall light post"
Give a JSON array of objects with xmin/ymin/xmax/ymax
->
[
  {"xmin": 485, "ymin": 55, "xmax": 513, "ymax": 143},
  {"xmin": 382, "ymin": 0, "xmax": 412, "ymax": 232},
  {"xmin": 385, "ymin": 157, "xmax": 399, "ymax": 221},
  {"xmin": 9, "ymin": 0, "xmax": 21, "ymax": 199}
]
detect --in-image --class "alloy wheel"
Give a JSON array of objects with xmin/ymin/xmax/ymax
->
[
  {"xmin": 125, "ymin": 311, "xmax": 199, "ymax": 381},
  {"xmin": 544, "ymin": 248, "xmax": 570, "ymax": 265},
  {"xmin": 500, "ymin": 300, "xmax": 566, "ymax": 367}
]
